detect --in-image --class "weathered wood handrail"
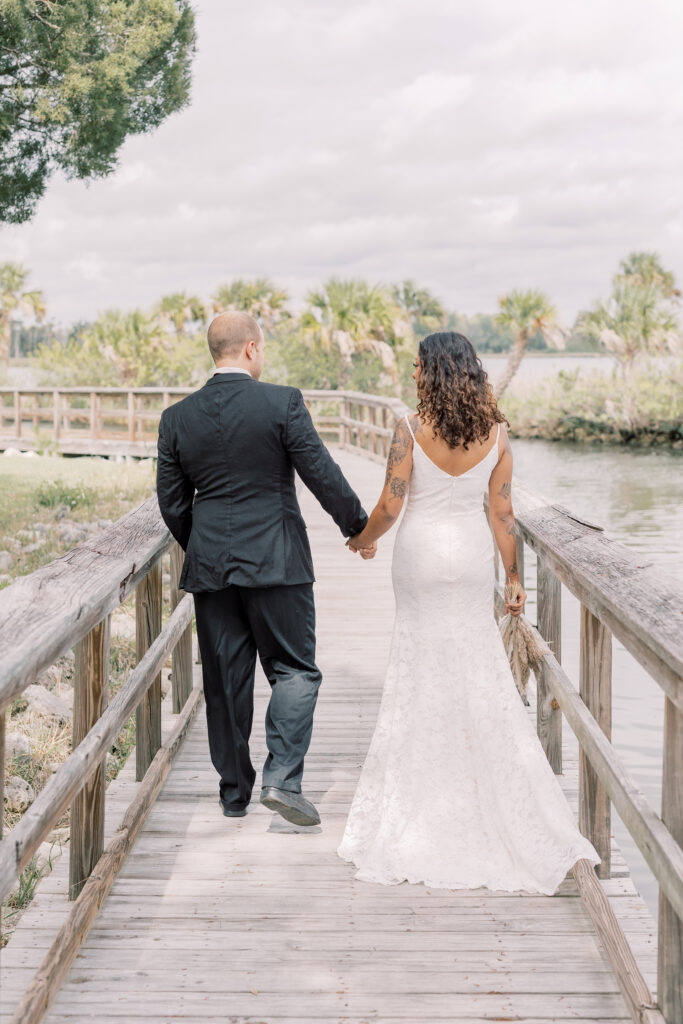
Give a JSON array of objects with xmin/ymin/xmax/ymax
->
[
  {"xmin": 0, "ymin": 387, "xmax": 681, "ymax": 1023},
  {"xmin": 0, "ymin": 495, "xmax": 201, "ymax": 1022},
  {"xmin": 0, "ymin": 387, "xmax": 407, "ymax": 456}
]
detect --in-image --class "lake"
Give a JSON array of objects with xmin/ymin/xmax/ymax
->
[
  {"xmin": 511, "ymin": 437, "xmax": 682, "ymax": 925},
  {"xmin": 481, "ymin": 352, "xmax": 621, "ymax": 385}
]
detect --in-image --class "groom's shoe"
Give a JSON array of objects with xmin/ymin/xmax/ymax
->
[
  {"xmin": 218, "ymin": 796, "xmax": 247, "ymax": 817},
  {"xmin": 260, "ymin": 787, "xmax": 320, "ymax": 826}
]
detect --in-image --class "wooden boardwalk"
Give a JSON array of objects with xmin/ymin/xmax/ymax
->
[{"xmin": 1, "ymin": 449, "xmax": 659, "ymax": 1023}]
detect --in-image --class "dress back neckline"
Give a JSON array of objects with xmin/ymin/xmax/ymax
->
[{"xmin": 404, "ymin": 415, "xmax": 500, "ymax": 479}]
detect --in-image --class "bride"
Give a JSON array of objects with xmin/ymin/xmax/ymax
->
[{"xmin": 339, "ymin": 331, "xmax": 601, "ymax": 894}]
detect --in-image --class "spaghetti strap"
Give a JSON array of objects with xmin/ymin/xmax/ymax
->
[{"xmin": 404, "ymin": 413, "xmax": 416, "ymax": 442}]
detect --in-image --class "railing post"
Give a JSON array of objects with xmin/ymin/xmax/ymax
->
[
  {"xmin": 537, "ymin": 557, "xmax": 562, "ymax": 772},
  {"xmin": 578, "ymin": 603, "xmax": 612, "ymax": 878},
  {"xmin": 14, "ymin": 390, "xmax": 20, "ymax": 439},
  {"xmin": 170, "ymin": 544, "xmax": 193, "ymax": 712},
  {"xmin": 514, "ymin": 529, "xmax": 525, "ymax": 587},
  {"xmin": 52, "ymin": 390, "xmax": 60, "ymax": 443},
  {"xmin": 69, "ymin": 616, "xmax": 110, "ymax": 900},
  {"xmin": 128, "ymin": 391, "xmax": 136, "ymax": 443},
  {"xmin": 658, "ymin": 695, "xmax": 683, "ymax": 1023},
  {"xmin": 135, "ymin": 562, "xmax": 163, "ymax": 779},
  {"xmin": 89, "ymin": 392, "xmax": 97, "ymax": 442}
]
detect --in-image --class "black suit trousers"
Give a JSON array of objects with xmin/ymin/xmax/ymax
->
[{"xmin": 193, "ymin": 582, "xmax": 322, "ymax": 809}]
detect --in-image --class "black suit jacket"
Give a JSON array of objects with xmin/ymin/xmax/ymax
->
[{"xmin": 156, "ymin": 373, "xmax": 368, "ymax": 591}]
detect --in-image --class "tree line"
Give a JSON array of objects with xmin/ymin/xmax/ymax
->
[{"xmin": 0, "ymin": 252, "xmax": 680, "ymax": 401}]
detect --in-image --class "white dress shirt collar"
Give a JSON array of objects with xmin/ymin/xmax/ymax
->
[{"xmin": 213, "ymin": 366, "xmax": 252, "ymax": 377}]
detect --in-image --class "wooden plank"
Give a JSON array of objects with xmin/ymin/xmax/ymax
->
[
  {"xmin": 531, "ymin": 642, "xmax": 683, "ymax": 927},
  {"xmin": 135, "ymin": 563, "xmax": 162, "ymax": 779},
  {"xmin": 572, "ymin": 858, "xmax": 661, "ymax": 1023},
  {"xmin": 69, "ymin": 616, "xmax": 110, "ymax": 900},
  {"xmin": 513, "ymin": 483, "xmax": 683, "ymax": 710},
  {"xmin": 0, "ymin": 595, "xmax": 194, "ymax": 904},
  {"xmin": 169, "ymin": 543, "xmax": 193, "ymax": 712},
  {"xmin": 0, "ymin": 498, "xmax": 172, "ymax": 708},
  {"xmin": 658, "ymin": 695, "xmax": 683, "ymax": 1023},
  {"xmin": 7, "ymin": 685, "xmax": 204, "ymax": 1024},
  {"xmin": 537, "ymin": 556, "xmax": 562, "ymax": 772},
  {"xmin": 579, "ymin": 603, "xmax": 613, "ymax": 877}
]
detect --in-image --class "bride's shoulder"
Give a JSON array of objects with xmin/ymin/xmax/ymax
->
[
  {"xmin": 494, "ymin": 419, "xmax": 512, "ymax": 457},
  {"xmin": 406, "ymin": 412, "xmax": 426, "ymax": 437}
]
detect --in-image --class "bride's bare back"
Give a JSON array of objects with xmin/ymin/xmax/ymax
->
[{"xmin": 409, "ymin": 413, "xmax": 501, "ymax": 477}]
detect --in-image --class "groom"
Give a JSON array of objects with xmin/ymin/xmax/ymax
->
[{"xmin": 156, "ymin": 311, "xmax": 372, "ymax": 827}]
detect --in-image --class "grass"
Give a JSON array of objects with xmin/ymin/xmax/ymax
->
[{"xmin": 0, "ymin": 453, "xmax": 156, "ymax": 583}]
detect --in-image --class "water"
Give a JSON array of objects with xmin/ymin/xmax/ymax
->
[
  {"xmin": 481, "ymin": 353, "xmax": 621, "ymax": 384},
  {"xmin": 511, "ymin": 438, "xmax": 682, "ymax": 925}
]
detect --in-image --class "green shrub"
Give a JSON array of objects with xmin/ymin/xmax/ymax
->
[
  {"xmin": 499, "ymin": 358, "xmax": 683, "ymax": 443},
  {"xmin": 35, "ymin": 480, "xmax": 95, "ymax": 510}
]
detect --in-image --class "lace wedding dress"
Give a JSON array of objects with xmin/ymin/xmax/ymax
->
[{"xmin": 337, "ymin": 415, "xmax": 601, "ymax": 894}]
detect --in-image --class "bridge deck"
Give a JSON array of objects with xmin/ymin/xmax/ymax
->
[{"xmin": 1, "ymin": 449, "xmax": 658, "ymax": 1022}]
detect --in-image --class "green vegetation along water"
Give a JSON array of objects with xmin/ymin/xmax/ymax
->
[{"xmin": 512, "ymin": 438, "xmax": 682, "ymax": 925}]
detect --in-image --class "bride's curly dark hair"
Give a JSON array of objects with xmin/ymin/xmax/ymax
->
[{"xmin": 415, "ymin": 332, "xmax": 509, "ymax": 449}]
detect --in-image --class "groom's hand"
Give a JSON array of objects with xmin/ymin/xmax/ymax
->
[{"xmin": 346, "ymin": 535, "xmax": 377, "ymax": 559}]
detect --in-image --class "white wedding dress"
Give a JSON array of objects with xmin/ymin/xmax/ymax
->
[{"xmin": 337, "ymin": 415, "xmax": 601, "ymax": 894}]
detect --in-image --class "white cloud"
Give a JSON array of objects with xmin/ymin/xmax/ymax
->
[{"xmin": 1, "ymin": 0, "xmax": 681, "ymax": 327}]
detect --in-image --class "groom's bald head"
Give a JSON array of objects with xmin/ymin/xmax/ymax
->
[{"xmin": 207, "ymin": 311, "xmax": 263, "ymax": 362}]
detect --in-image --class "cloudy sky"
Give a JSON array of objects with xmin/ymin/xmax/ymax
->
[{"xmin": 3, "ymin": 0, "xmax": 682, "ymax": 327}]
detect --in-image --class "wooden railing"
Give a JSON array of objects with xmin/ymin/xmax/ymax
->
[
  {"xmin": 0, "ymin": 387, "xmax": 410, "ymax": 458},
  {"xmin": 0, "ymin": 504, "xmax": 199, "ymax": 1023},
  {"xmin": 0, "ymin": 387, "xmax": 681, "ymax": 1024}
]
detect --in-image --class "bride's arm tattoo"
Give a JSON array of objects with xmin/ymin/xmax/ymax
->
[
  {"xmin": 383, "ymin": 418, "xmax": 411, "ymax": 486},
  {"xmin": 353, "ymin": 419, "xmax": 413, "ymax": 546},
  {"xmin": 487, "ymin": 424, "xmax": 519, "ymax": 577}
]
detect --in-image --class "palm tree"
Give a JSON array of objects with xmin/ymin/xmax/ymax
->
[
  {"xmin": 155, "ymin": 292, "xmax": 206, "ymax": 336},
  {"xmin": 577, "ymin": 281, "xmax": 680, "ymax": 378},
  {"xmin": 82, "ymin": 309, "xmax": 173, "ymax": 385},
  {"xmin": 303, "ymin": 278, "xmax": 404, "ymax": 393},
  {"xmin": 615, "ymin": 251, "xmax": 680, "ymax": 301},
  {"xmin": 211, "ymin": 278, "xmax": 289, "ymax": 330},
  {"xmin": 493, "ymin": 289, "xmax": 566, "ymax": 398},
  {"xmin": 392, "ymin": 280, "xmax": 445, "ymax": 335},
  {"xmin": 0, "ymin": 262, "xmax": 46, "ymax": 370}
]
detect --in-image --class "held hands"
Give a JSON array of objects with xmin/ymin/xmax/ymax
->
[{"xmin": 346, "ymin": 535, "xmax": 377, "ymax": 560}]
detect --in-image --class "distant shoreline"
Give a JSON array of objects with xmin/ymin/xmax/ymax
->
[{"xmin": 482, "ymin": 351, "xmax": 605, "ymax": 359}]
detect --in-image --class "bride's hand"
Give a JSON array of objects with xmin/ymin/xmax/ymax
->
[
  {"xmin": 505, "ymin": 583, "xmax": 527, "ymax": 617},
  {"xmin": 346, "ymin": 536, "xmax": 377, "ymax": 559}
]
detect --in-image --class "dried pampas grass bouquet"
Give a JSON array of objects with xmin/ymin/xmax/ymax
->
[{"xmin": 499, "ymin": 580, "xmax": 551, "ymax": 705}]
